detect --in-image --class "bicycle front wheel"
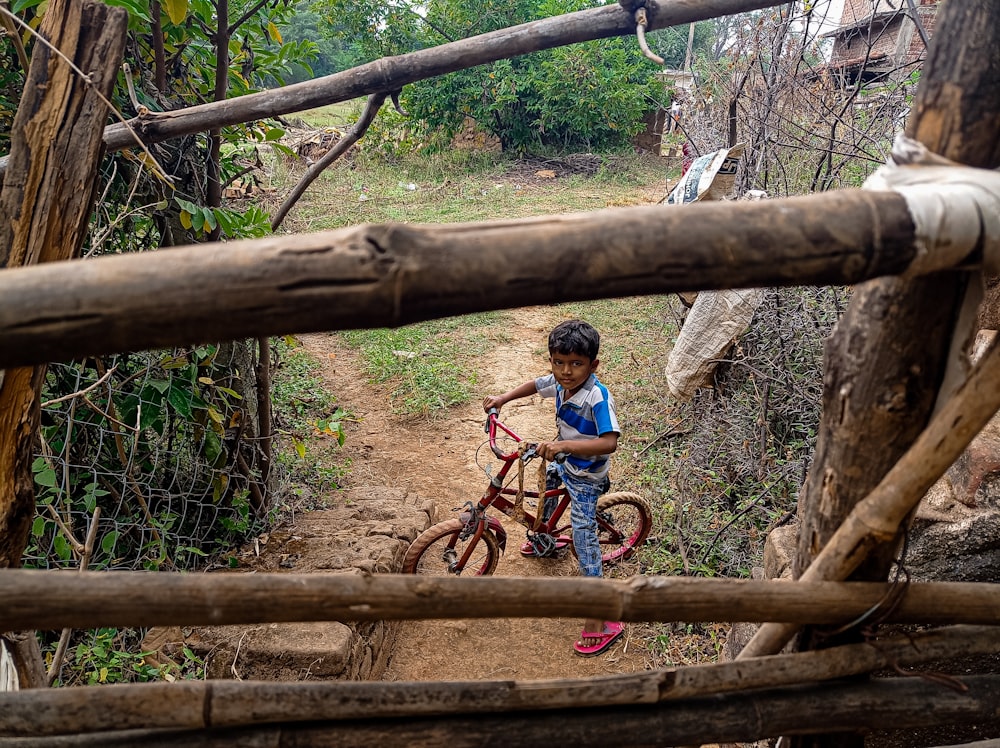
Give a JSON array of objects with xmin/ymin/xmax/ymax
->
[
  {"xmin": 595, "ymin": 492, "xmax": 652, "ymax": 564},
  {"xmin": 402, "ymin": 519, "xmax": 501, "ymax": 576}
]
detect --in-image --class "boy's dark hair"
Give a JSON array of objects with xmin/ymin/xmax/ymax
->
[{"xmin": 548, "ymin": 319, "xmax": 600, "ymax": 360}]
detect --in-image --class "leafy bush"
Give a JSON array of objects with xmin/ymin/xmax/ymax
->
[{"xmin": 270, "ymin": 336, "xmax": 350, "ymax": 507}]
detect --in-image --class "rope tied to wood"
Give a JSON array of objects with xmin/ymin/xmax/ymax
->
[
  {"xmin": 617, "ymin": 0, "xmax": 664, "ymax": 65},
  {"xmin": 514, "ymin": 442, "xmax": 548, "ymax": 532},
  {"xmin": 864, "ymin": 134, "xmax": 1000, "ymax": 277}
]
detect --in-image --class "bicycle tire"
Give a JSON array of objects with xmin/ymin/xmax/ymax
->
[
  {"xmin": 402, "ymin": 518, "xmax": 502, "ymax": 576},
  {"xmin": 571, "ymin": 491, "xmax": 652, "ymax": 565}
]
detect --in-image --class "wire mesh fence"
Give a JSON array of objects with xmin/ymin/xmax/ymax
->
[{"xmin": 25, "ymin": 341, "xmax": 270, "ymax": 572}]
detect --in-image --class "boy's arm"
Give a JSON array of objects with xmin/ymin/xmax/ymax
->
[
  {"xmin": 482, "ymin": 380, "xmax": 538, "ymax": 412},
  {"xmin": 536, "ymin": 432, "xmax": 618, "ymax": 461}
]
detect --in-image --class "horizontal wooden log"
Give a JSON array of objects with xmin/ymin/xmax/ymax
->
[
  {"xmin": 0, "ymin": 191, "xmax": 923, "ymax": 368},
  {"xmin": 0, "ymin": 0, "xmax": 784, "ymax": 172},
  {"xmin": 3, "ymin": 674, "xmax": 1000, "ymax": 747},
  {"xmin": 2, "ymin": 570, "xmax": 999, "ymax": 630},
  {"xmin": 0, "ymin": 625, "xmax": 995, "ymax": 737}
]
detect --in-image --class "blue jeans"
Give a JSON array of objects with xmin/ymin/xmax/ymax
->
[{"xmin": 547, "ymin": 462, "xmax": 603, "ymax": 578}]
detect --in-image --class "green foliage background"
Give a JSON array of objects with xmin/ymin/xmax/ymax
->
[{"xmin": 319, "ymin": 0, "xmax": 691, "ymax": 152}]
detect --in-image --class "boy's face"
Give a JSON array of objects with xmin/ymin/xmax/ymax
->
[{"xmin": 549, "ymin": 351, "xmax": 598, "ymax": 395}]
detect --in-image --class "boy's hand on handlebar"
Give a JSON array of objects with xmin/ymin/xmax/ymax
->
[
  {"xmin": 535, "ymin": 441, "xmax": 564, "ymax": 461},
  {"xmin": 482, "ymin": 395, "xmax": 504, "ymax": 412}
]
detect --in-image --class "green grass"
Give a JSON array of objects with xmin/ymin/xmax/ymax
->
[
  {"xmin": 266, "ymin": 145, "xmax": 667, "ymax": 233},
  {"xmin": 341, "ymin": 312, "xmax": 511, "ymax": 415},
  {"xmin": 270, "ymin": 336, "xmax": 351, "ymax": 506},
  {"xmin": 294, "ymin": 100, "xmax": 364, "ymax": 129}
]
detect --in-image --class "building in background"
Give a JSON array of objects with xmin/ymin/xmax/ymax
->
[{"xmin": 821, "ymin": 0, "xmax": 938, "ymax": 86}]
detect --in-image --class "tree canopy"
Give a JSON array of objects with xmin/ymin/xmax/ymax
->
[{"xmin": 319, "ymin": 0, "xmax": 689, "ymax": 151}]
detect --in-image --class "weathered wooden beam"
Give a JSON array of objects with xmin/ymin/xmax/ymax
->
[
  {"xmin": 2, "ymin": 673, "xmax": 999, "ymax": 747},
  {"xmin": 2, "ymin": 570, "xmax": 999, "ymax": 630},
  {"xmin": 0, "ymin": 0, "xmax": 127, "ymax": 564},
  {"xmin": 0, "ymin": 190, "xmax": 932, "ymax": 368},
  {"xmin": 0, "ymin": 0, "xmax": 784, "ymax": 175},
  {"xmin": 0, "ymin": 625, "xmax": 995, "ymax": 737}
]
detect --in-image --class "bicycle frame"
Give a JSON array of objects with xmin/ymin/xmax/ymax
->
[{"xmin": 483, "ymin": 409, "xmax": 575, "ymax": 528}]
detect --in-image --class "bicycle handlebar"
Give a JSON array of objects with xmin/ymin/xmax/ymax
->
[{"xmin": 485, "ymin": 410, "xmax": 567, "ymax": 463}]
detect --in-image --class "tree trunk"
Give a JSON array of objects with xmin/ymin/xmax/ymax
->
[{"xmin": 0, "ymin": 0, "xmax": 127, "ymax": 687}]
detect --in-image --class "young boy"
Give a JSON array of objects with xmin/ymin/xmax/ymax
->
[{"xmin": 483, "ymin": 319, "xmax": 623, "ymax": 656}]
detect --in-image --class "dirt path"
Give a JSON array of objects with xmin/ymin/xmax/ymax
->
[{"xmin": 300, "ymin": 307, "xmax": 654, "ymax": 681}]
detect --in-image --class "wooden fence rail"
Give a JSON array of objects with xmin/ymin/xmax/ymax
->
[
  {"xmin": 2, "ymin": 673, "xmax": 999, "ymax": 747},
  {"xmin": 0, "ymin": 625, "xmax": 996, "ymax": 737},
  {"xmin": 3, "ymin": 570, "xmax": 999, "ymax": 630},
  {"xmin": 0, "ymin": 190, "xmax": 939, "ymax": 368}
]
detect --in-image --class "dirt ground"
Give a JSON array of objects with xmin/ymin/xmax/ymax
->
[{"xmin": 299, "ymin": 306, "xmax": 657, "ymax": 682}]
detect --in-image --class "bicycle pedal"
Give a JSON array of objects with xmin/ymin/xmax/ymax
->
[{"xmin": 520, "ymin": 535, "xmax": 570, "ymax": 558}]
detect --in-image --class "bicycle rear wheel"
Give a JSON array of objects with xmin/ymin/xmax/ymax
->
[
  {"xmin": 595, "ymin": 492, "xmax": 652, "ymax": 564},
  {"xmin": 402, "ymin": 519, "xmax": 501, "ymax": 576}
]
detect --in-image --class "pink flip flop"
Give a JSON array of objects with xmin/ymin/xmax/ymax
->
[{"xmin": 573, "ymin": 622, "xmax": 624, "ymax": 657}]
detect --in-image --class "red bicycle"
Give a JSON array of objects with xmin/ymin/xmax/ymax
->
[{"xmin": 402, "ymin": 408, "xmax": 652, "ymax": 575}]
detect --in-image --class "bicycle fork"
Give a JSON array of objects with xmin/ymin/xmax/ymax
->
[{"xmin": 448, "ymin": 502, "xmax": 508, "ymax": 572}]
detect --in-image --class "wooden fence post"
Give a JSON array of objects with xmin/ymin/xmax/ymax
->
[{"xmin": 0, "ymin": 0, "xmax": 127, "ymax": 687}]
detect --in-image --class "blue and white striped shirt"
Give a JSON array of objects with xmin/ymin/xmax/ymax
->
[{"xmin": 534, "ymin": 373, "xmax": 620, "ymax": 481}]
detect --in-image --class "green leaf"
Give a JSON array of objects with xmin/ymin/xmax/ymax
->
[
  {"xmin": 204, "ymin": 430, "xmax": 224, "ymax": 465},
  {"xmin": 167, "ymin": 386, "xmax": 194, "ymax": 419},
  {"xmin": 162, "ymin": 0, "xmax": 188, "ymax": 25},
  {"xmin": 34, "ymin": 466, "xmax": 58, "ymax": 488},
  {"xmin": 147, "ymin": 378, "xmax": 170, "ymax": 394},
  {"xmin": 53, "ymin": 535, "xmax": 72, "ymax": 561},
  {"xmin": 32, "ymin": 516, "xmax": 48, "ymax": 538},
  {"xmin": 263, "ymin": 127, "xmax": 285, "ymax": 141},
  {"xmin": 11, "ymin": 0, "xmax": 45, "ymax": 12},
  {"xmin": 105, "ymin": 0, "xmax": 152, "ymax": 21},
  {"xmin": 101, "ymin": 531, "xmax": 119, "ymax": 557},
  {"xmin": 201, "ymin": 209, "xmax": 217, "ymax": 232}
]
